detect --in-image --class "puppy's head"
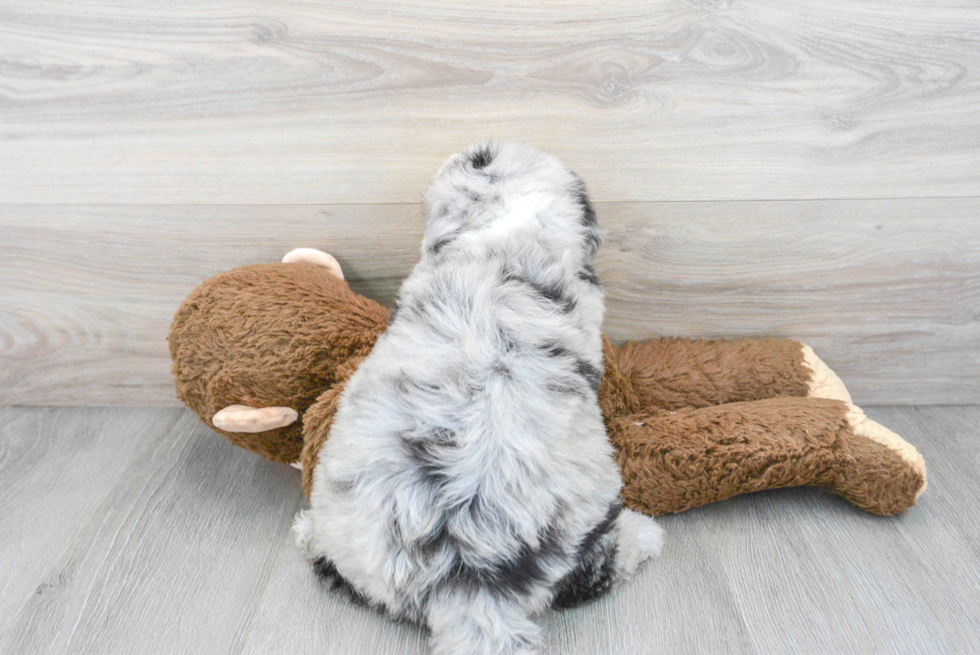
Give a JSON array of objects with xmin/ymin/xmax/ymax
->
[{"xmin": 421, "ymin": 142, "xmax": 601, "ymax": 262}]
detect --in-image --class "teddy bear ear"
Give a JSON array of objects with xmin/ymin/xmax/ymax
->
[{"xmin": 282, "ymin": 248, "xmax": 344, "ymax": 280}]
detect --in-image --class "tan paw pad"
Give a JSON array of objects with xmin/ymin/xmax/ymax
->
[{"xmin": 801, "ymin": 345, "xmax": 852, "ymax": 403}]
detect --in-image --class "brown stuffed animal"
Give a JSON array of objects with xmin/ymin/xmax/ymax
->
[{"xmin": 169, "ymin": 249, "xmax": 927, "ymax": 516}]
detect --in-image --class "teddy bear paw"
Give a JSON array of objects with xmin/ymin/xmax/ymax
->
[{"xmin": 801, "ymin": 344, "xmax": 852, "ymax": 403}]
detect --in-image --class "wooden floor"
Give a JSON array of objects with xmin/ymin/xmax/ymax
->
[{"xmin": 1, "ymin": 405, "xmax": 977, "ymax": 654}]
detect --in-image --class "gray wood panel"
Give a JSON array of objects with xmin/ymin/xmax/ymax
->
[
  {"xmin": 2, "ymin": 198, "xmax": 978, "ymax": 406},
  {"xmin": 1, "ymin": 406, "xmax": 978, "ymax": 654},
  {"xmin": 1, "ymin": 1, "xmax": 978, "ymax": 204},
  {"xmin": 0, "ymin": 408, "xmax": 183, "ymax": 623},
  {"xmin": 0, "ymin": 407, "xmax": 304, "ymax": 655},
  {"xmin": 239, "ymin": 501, "xmax": 758, "ymax": 655},
  {"xmin": 540, "ymin": 510, "xmax": 755, "ymax": 655},
  {"xmin": 600, "ymin": 199, "xmax": 980, "ymax": 405},
  {"xmin": 880, "ymin": 406, "xmax": 980, "ymax": 562}
]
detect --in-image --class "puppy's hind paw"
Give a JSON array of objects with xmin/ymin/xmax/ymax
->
[{"xmin": 615, "ymin": 508, "xmax": 664, "ymax": 577}]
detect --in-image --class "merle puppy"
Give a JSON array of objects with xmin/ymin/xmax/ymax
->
[{"xmin": 293, "ymin": 142, "xmax": 663, "ymax": 654}]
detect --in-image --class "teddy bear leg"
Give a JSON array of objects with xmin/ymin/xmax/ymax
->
[
  {"xmin": 282, "ymin": 248, "xmax": 345, "ymax": 280},
  {"xmin": 825, "ymin": 403, "xmax": 927, "ymax": 514},
  {"xmin": 600, "ymin": 336, "xmax": 851, "ymax": 418},
  {"xmin": 608, "ymin": 397, "xmax": 925, "ymax": 516}
]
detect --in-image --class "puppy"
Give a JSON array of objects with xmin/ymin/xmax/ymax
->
[{"xmin": 294, "ymin": 142, "xmax": 663, "ymax": 654}]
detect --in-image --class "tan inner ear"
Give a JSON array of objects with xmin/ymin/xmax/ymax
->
[
  {"xmin": 212, "ymin": 405, "xmax": 299, "ymax": 433},
  {"xmin": 281, "ymin": 248, "xmax": 344, "ymax": 280}
]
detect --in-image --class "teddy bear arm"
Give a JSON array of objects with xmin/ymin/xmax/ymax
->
[
  {"xmin": 297, "ymin": 353, "xmax": 370, "ymax": 495},
  {"xmin": 609, "ymin": 396, "xmax": 925, "ymax": 517},
  {"xmin": 299, "ymin": 383, "xmax": 348, "ymax": 497},
  {"xmin": 601, "ymin": 336, "xmax": 850, "ymax": 419}
]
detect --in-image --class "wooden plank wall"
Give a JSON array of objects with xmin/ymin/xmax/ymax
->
[{"xmin": 1, "ymin": 1, "xmax": 978, "ymax": 405}]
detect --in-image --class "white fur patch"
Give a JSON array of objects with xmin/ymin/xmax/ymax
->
[
  {"xmin": 292, "ymin": 509, "xmax": 315, "ymax": 552},
  {"xmin": 615, "ymin": 508, "xmax": 665, "ymax": 577}
]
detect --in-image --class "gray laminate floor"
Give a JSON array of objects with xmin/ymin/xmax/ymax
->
[{"xmin": 1, "ymin": 406, "xmax": 977, "ymax": 654}]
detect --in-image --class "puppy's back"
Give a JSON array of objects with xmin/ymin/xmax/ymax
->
[{"xmin": 301, "ymin": 143, "xmax": 625, "ymax": 654}]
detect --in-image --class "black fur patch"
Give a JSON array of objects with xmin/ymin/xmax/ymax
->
[
  {"xmin": 470, "ymin": 145, "xmax": 494, "ymax": 169},
  {"xmin": 546, "ymin": 381, "xmax": 588, "ymax": 399},
  {"xmin": 577, "ymin": 264, "xmax": 600, "ymax": 286},
  {"xmin": 499, "ymin": 328, "xmax": 520, "ymax": 353},
  {"xmin": 502, "ymin": 271, "xmax": 576, "ymax": 313},
  {"xmin": 533, "ymin": 281, "xmax": 576, "ymax": 312},
  {"xmin": 447, "ymin": 521, "xmax": 565, "ymax": 598},
  {"xmin": 402, "ymin": 427, "xmax": 458, "ymax": 487},
  {"xmin": 430, "ymin": 231, "xmax": 459, "ymax": 256},
  {"xmin": 574, "ymin": 183, "xmax": 602, "ymax": 258},
  {"xmin": 493, "ymin": 361, "xmax": 513, "ymax": 379},
  {"xmin": 542, "ymin": 342, "xmax": 570, "ymax": 358},
  {"xmin": 312, "ymin": 557, "xmax": 369, "ymax": 606},
  {"xmin": 577, "ymin": 188, "xmax": 597, "ymax": 229},
  {"xmin": 581, "ymin": 501, "xmax": 622, "ymax": 554},
  {"xmin": 550, "ymin": 501, "xmax": 622, "ymax": 610},
  {"xmin": 412, "ymin": 515, "xmax": 455, "ymax": 560},
  {"xmin": 575, "ymin": 359, "xmax": 602, "ymax": 393},
  {"xmin": 550, "ymin": 550, "xmax": 616, "ymax": 610}
]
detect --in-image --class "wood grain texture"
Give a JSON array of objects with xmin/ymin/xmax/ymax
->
[
  {"xmin": 238, "ymin": 501, "xmax": 756, "ymax": 655},
  {"xmin": 0, "ymin": 408, "xmax": 304, "ymax": 655},
  {"xmin": 2, "ymin": 198, "xmax": 977, "ymax": 406},
  {"xmin": 1, "ymin": 406, "xmax": 978, "ymax": 654},
  {"xmin": 540, "ymin": 509, "xmax": 755, "ymax": 655},
  {"xmin": 879, "ymin": 406, "xmax": 980, "ymax": 562},
  {"xmin": 1, "ymin": 0, "xmax": 978, "ymax": 203},
  {"xmin": 0, "ymin": 408, "xmax": 183, "ymax": 623},
  {"xmin": 598, "ymin": 199, "xmax": 980, "ymax": 405},
  {"xmin": 697, "ymin": 405, "xmax": 980, "ymax": 655}
]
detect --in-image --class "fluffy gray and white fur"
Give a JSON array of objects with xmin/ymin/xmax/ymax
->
[{"xmin": 293, "ymin": 142, "xmax": 663, "ymax": 655}]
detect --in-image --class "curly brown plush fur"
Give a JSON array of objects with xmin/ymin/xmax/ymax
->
[
  {"xmin": 169, "ymin": 260, "xmax": 927, "ymax": 516},
  {"xmin": 169, "ymin": 263, "xmax": 387, "ymax": 463},
  {"xmin": 609, "ymin": 397, "xmax": 925, "ymax": 516}
]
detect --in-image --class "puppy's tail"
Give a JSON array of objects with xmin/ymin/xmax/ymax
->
[{"xmin": 427, "ymin": 589, "xmax": 541, "ymax": 655}]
